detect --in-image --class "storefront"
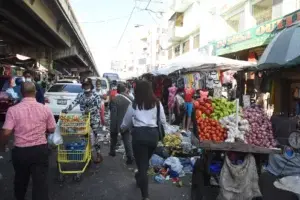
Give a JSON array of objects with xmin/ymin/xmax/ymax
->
[{"xmin": 214, "ymin": 8, "xmax": 300, "ymax": 62}]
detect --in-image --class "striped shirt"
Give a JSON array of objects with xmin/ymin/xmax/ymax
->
[{"xmin": 2, "ymin": 97, "xmax": 56, "ymax": 147}]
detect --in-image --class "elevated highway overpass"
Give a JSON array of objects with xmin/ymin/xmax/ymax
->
[{"xmin": 0, "ymin": 0, "xmax": 98, "ymax": 76}]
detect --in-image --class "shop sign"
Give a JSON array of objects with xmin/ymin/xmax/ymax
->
[{"xmin": 215, "ymin": 9, "xmax": 300, "ymax": 55}]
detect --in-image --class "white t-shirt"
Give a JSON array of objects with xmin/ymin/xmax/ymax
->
[
  {"xmin": 121, "ymin": 102, "xmax": 167, "ymax": 130},
  {"xmin": 95, "ymin": 89, "xmax": 105, "ymax": 106}
]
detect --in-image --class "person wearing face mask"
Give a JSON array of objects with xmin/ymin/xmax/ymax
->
[
  {"xmin": 95, "ymin": 79, "xmax": 107, "ymax": 131},
  {"xmin": 6, "ymin": 78, "xmax": 19, "ymax": 100},
  {"xmin": 23, "ymin": 70, "xmax": 45, "ymax": 104},
  {"xmin": 62, "ymin": 78, "xmax": 103, "ymax": 163}
]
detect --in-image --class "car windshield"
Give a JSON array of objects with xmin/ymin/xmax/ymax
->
[
  {"xmin": 0, "ymin": 78, "xmax": 10, "ymax": 92},
  {"xmin": 92, "ymin": 79, "xmax": 108, "ymax": 89},
  {"xmin": 57, "ymin": 81, "xmax": 74, "ymax": 83},
  {"xmin": 103, "ymin": 73, "xmax": 119, "ymax": 81},
  {"xmin": 48, "ymin": 84, "xmax": 82, "ymax": 93}
]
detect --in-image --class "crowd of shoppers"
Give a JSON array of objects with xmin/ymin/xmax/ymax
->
[{"xmin": 0, "ymin": 76, "xmax": 167, "ymax": 200}]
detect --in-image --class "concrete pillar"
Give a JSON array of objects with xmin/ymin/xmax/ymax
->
[{"xmin": 38, "ymin": 58, "xmax": 53, "ymax": 70}]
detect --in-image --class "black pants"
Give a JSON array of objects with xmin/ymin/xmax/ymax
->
[
  {"xmin": 110, "ymin": 130, "xmax": 133, "ymax": 159},
  {"xmin": 132, "ymin": 127, "xmax": 159, "ymax": 198},
  {"xmin": 12, "ymin": 144, "xmax": 49, "ymax": 200}
]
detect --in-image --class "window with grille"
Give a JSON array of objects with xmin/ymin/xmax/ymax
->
[
  {"xmin": 183, "ymin": 40, "xmax": 190, "ymax": 53},
  {"xmin": 174, "ymin": 45, "xmax": 180, "ymax": 57},
  {"xmin": 193, "ymin": 34, "xmax": 200, "ymax": 49},
  {"xmin": 252, "ymin": 0, "xmax": 272, "ymax": 25},
  {"xmin": 168, "ymin": 48, "xmax": 172, "ymax": 60}
]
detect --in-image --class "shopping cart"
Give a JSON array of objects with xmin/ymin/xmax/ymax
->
[{"xmin": 57, "ymin": 113, "xmax": 91, "ymax": 182}]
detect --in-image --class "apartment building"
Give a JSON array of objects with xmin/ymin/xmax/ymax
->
[
  {"xmin": 199, "ymin": 0, "xmax": 300, "ymax": 60},
  {"xmin": 166, "ymin": 0, "xmax": 201, "ymax": 60},
  {"xmin": 111, "ymin": 24, "xmax": 169, "ymax": 77}
]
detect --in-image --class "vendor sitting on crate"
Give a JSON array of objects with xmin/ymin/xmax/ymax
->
[{"xmin": 62, "ymin": 78, "xmax": 103, "ymax": 164}]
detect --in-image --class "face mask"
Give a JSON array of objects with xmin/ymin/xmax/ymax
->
[
  {"xmin": 84, "ymin": 89, "xmax": 91, "ymax": 93},
  {"xmin": 96, "ymin": 86, "xmax": 101, "ymax": 90},
  {"xmin": 25, "ymin": 78, "xmax": 32, "ymax": 82}
]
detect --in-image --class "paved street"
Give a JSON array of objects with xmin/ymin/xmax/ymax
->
[{"xmin": 0, "ymin": 121, "xmax": 193, "ymax": 200}]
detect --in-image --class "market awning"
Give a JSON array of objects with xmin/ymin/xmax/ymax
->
[
  {"xmin": 150, "ymin": 50, "xmax": 256, "ymax": 76},
  {"xmin": 258, "ymin": 22, "xmax": 300, "ymax": 69}
]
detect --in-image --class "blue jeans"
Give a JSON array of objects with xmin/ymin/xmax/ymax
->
[
  {"xmin": 296, "ymin": 102, "xmax": 300, "ymax": 115},
  {"xmin": 185, "ymin": 102, "xmax": 193, "ymax": 117}
]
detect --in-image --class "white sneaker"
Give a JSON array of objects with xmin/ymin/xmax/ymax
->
[{"xmin": 102, "ymin": 126, "xmax": 106, "ymax": 131}]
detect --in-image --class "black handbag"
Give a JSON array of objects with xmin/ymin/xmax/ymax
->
[{"xmin": 156, "ymin": 101, "xmax": 165, "ymax": 141}]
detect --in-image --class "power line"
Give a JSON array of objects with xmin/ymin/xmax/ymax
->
[
  {"xmin": 147, "ymin": 10, "xmax": 157, "ymax": 24},
  {"xmin": 116, "ymin": 6, "xmax": 136, "ymax": 49},
  {"xmin": 145, "ymin": 0, "xmax": 152, "ymax": 10}
]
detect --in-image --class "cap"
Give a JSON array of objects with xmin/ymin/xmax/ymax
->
[{"xmin": 82, "ymin": 78, "xmax": 93, "ymax": 86}]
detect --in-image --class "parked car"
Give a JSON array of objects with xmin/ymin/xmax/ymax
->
[
  {"xmin": 89, "ymin": 77, "xmax": 110, "ymax": 105},
  {"xmin": 56, "ymin": 79, "xmax": 79, "ymax": 84},
  {"xmin": 44, "ymin": 83, "xmax": 82, "ymax": 119},
  {"xmin": 0, "ymin": 76, "xmax": 14, "ymax": 118}
]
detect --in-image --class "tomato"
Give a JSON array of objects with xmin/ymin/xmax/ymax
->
[
  {"xmin": 196, "ymin": 110, "xmax": 202, "ymax": 119},
  {"xmin": 194, "ymin": 101, "xmax": 200, "ymax": 110}
]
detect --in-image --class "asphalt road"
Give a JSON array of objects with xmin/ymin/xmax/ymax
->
[{"xmin": 0, "ymin": 121, "xmax": 194, "ymax": 200}]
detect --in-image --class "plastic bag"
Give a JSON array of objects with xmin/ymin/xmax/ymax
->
[
  {"xmin": 150, "ymin": 154, "xmax": 164, "ymax": 167},
  {"xmin": 164, "ymin": 157, "xmax": 183, "ymax": 174},
  {"xmin": 164, "ymin": 123, "xmax": 180, "ymax": 134},
  {"xmin": 52, "ymin": 121, "xmax": 63, "ymax": 145},
  {"xmin": 274, "ymin": 176, "xmax": 300, "ymax": 195}
]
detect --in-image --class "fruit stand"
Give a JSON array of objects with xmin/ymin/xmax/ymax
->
[{"xmin": 191, "ymin": 97, "xmax": 281, "ymax": 200}]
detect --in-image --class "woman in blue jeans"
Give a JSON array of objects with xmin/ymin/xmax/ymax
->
[{"xmin": 121, "ymin": 80, "xmax": 167, "ymax": 200}]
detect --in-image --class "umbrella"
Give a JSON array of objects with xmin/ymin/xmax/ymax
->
[{"xmin": 258, "ymin": 23, "xmax": 300, "ymax": 69}]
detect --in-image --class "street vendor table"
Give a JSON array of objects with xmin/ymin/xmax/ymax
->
[
  {"xmin": 198, "ymin": 141, "xmax": 281, "ymax": 154},
  {"xmin": 191, "ymin": 141, "xmax": 281, "ymax": 200}
]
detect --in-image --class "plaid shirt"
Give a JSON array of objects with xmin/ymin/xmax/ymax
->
[{"xmin": 2, "ymin": 97, "xmax": 56, "ymax": 147}]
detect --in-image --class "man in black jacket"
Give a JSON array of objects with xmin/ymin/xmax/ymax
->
[{"xmin": 109, "ymin": 83, "xmax": 134, "ymax": 164}]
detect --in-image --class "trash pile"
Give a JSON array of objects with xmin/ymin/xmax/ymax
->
[
  {"xmin": 147, "ymin": 123, "xmax": 198, "ymax": 186},
  {"xmin": 149, "ymin": 155, "xmax": 199, "ymax": 186}
]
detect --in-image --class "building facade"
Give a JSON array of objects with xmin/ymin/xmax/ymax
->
[
  {"xmin": 166, "ymin": 0, "xmax": 201, "ymax": 60},
  {"xmin": 198, "ymin": 0, "xmax": 300, "ymax": 60},
  {"xmin": 111, "ymin": 24, "xmax": 168, "ymax": 78}
]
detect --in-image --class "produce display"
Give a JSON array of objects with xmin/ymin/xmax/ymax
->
[
  {"xmin": 194, "ymin": 98, "xmax": 213, "ymax": 118},
  {"xmin": 210, "ymin": 98, "xmax": 236, "ymax": 120},
  {"xmin": 60, "ymin": 115, "xmax": 86, "ymax": 124},
  {"xmin": 197, "ymin": 118, "xmax": 227, "ymax": 142},
  {"xmin": 163, "ymin": 134, "xmax": 182, "ymax": 148},
  {"xmin": 243, "ymin": 105, "xmax": 276, "ymax": 148},
  {"xmin": 219, "ymin": 114, "xmax": 250, "ymax": 143}
]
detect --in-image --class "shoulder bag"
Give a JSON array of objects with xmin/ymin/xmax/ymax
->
[{"xmin": 156, "ymin": 101, "xmax": 165, "ymax": 141}]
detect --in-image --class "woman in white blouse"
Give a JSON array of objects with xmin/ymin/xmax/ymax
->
[{"xmin": 121, "ymin": 80, "xmax": 167, "ymax": 200}]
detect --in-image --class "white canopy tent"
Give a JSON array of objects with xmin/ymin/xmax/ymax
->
[{"xmin": 149, "ymin": 50, "xmax": 257, "ymax": 76}]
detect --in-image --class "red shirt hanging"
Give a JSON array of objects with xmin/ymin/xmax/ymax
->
[{"xmin": 184, "ymin": 88, "xmax": 195, "ymax": 102}]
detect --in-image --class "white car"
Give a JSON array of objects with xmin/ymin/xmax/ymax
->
[
  {"xmin": 56, "ymin": 79, "xmax": 79, "ymax": 84},
  {"xmin": 44, "ymin": 83, "xmax": 82, "ymax": 117}
]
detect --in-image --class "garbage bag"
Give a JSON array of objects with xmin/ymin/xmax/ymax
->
[
  {"xmin": 154, "ymin": 146, "xmax": 170, "ymax": 159},
  {"xmin": 52, "ymin": 121, "xmax": 63, "ymax": 145},
  {"xmin": 150, "ymin": 154, "xmax": 164, "ymax": 167},
  {"xmin": 164, "ymin": 157, "xmax": 183, "ymax": 174}
]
